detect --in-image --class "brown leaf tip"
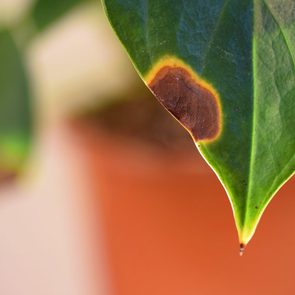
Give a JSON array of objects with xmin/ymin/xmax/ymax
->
[{"xmin": 148, "ymin": 65, "xmax": 221, "ymax": 142}]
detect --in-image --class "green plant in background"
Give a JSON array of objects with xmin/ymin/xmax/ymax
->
[
  {"xmin": 31, "ymin": 0, "xmax": 94, "ymax": 30},
  {"xmin": 0, "ymin": 29, "xmax": 31, "ymax": 175},
  {"xmin": 0, "ymin": 0, "xmax": 94, "ymax": 178},
  {"xmin": 102, "ymin": 0, "xmax": 295, "ymax": 250}
]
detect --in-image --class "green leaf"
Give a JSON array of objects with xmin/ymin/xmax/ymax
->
[
  {"xmin": 102, "ymin": 0, "xmax": 295, "ymax": 247},
  {"xmin": 0, "ymin": 29, "xmax": 31, "ymax": 175},
  {"xmin": 31, "ymin": 0, "xmax": 86, "ymax": 30}
]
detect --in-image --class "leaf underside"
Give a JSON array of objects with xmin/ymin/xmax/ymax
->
[{"xmin": 102, "ymin": 0, "xmax": 295, "ymax": 245}]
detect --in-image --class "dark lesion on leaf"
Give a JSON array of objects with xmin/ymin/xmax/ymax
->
[{"xmin": 149, "ymin": 66, "xmax": 221, "ymax": 142}]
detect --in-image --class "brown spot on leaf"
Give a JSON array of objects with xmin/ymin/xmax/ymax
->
[{"xmin": 149, "ymin": 66, "xmax": 221, "ymax": 142}]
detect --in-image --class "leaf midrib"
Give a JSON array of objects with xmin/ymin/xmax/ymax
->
[{"xmin": 244, "ymin": 0, "xmax": 295, "ymax": 233}]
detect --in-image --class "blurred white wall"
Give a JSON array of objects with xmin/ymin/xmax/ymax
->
[
  {"xmin": 27, "ymin": 3, "xmax": 138, "ymax": 126},
  {"xmin": 0, "ymin": 124, "xmax": 111, "ymax": 295}
]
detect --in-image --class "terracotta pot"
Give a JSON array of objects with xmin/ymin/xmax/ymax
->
[{"xmin": 76, "ymin": 122, "xmax": 295, "ymax": 295}]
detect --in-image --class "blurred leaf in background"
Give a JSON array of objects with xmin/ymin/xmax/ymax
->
[
  {"xmin": 0, "ymin": 29, "xmax": 31, "ymax": 178},
  {"xmin": 0, "ymin": 0, "xmax": 143, "ymax": 178},
  {"xmin": 31, "ymin": 0, "xmax": 86, "ymax": 30}
]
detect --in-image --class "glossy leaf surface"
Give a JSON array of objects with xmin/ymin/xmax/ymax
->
[
  {"xmin": 0, "ymin": 29, "xmax": 31, "ymax": 175},
  {"xmin": 102, "ymin": 0, "xmax": 295, "ymax": 246}
]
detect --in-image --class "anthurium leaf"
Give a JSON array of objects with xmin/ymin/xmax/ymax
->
[
  {"xmin": 0, "ymin": 29, "xmax": 31, "ymax": 176},
  {"xmin": 102, "ymin": 0, "xmax": 295, "ymax": 248}
]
